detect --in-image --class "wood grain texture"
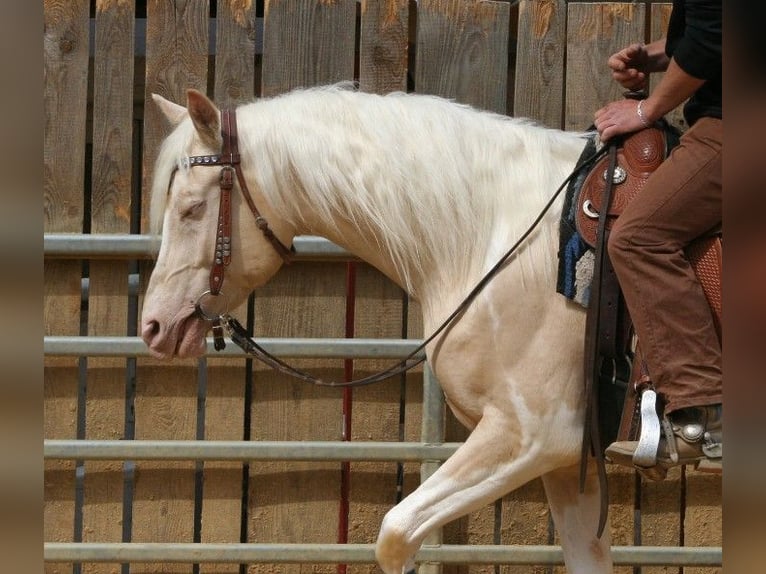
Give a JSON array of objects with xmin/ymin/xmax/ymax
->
[
  {"xmin": 214, "ymin": 0, "xmax": 258, "ymax": 107},
  {"xmin": 514, "ymin": 0, "xmax": 566, "ymax": 128},
  {"xmin": 204, "ymin": 4, "xmax": 259, "ymax": 571},
  {"xmin": 132, "ymin": 360, "xmax": 199, "ymax": 574},
  {"xmin": 43, "ymin": 3, "xmax": 89, "ymax": 572},
  {"xmin": 564, "ymin": 2, "xmax": 645, "ymax": 131},
  {"xmin": 135, "ymin": 3, "xmax": 211, "ymax": 572},
  {"xmin": 262, "ymin": 0, "xmax": 357, "ymax": 97},
  {"xmin": 142, "ymin": 0, "xmax": 210, "ymax": 233},
  {"xmin": 346, "ymin": 266, "xmax": 407, "ymax": 571},
  {"xmin": 82, "ymin": 4, "xmax": 135, "ymax": 570},
  {"xmin": 249, "ymin": 262, "xmax": 347, "ymax": 574},
  {"xmin": 415, "ymin": 0, "xmax": 510, "ymax": 114},
  {"xmin": 44, "ymin": 0, "xmax": 89, "ymax": 232},
  {"xmin": 359, "ymin": 0, "xmax": 409, "ymax": 94}
]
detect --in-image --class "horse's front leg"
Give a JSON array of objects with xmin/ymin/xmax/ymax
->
[{"xmin": 374, "ymin": 408, "xmax": 552, "ymax": 574}]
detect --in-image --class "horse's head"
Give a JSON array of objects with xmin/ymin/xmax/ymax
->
[{"xmin": 141, "ymin": 89, "xmax": 294, "ymax": 359}]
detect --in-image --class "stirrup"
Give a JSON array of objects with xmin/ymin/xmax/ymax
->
[{"xmin": 632, "ymin": 387, "xmax": 661, "ymax": 467}]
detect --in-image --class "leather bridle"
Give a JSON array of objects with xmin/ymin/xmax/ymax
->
[{"xmin": 178, "ymin": 108, "xmax": 295, "ymax": 300}]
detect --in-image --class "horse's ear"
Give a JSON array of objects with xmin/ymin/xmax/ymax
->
[
  {"xmin": 186, "ymin": 89, "xmax": 221, "ymax": 149},
  {"xmin": 151, "ymin": 93, "xmax": 188, "ymax": 126}
]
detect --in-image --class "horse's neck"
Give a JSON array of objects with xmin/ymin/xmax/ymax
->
[{"xmin": 245, "ymin": 94, "xmax": 587, "ymax": 310}]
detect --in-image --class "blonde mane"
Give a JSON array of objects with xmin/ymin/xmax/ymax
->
[{"xmin": 151, "ymin": 86, "xmax": 588, "ymax": 295}]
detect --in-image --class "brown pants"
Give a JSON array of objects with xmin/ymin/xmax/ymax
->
[{"xmin": 608, "ymin": 117, "xmax": 722, "ymax": 415}]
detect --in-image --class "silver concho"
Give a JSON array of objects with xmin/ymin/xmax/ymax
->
[{"xmin": 602, "ymin": 165, "xmax": 627, "ymax": 184}]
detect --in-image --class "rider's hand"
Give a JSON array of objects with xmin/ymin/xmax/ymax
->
[
  {"xmin": 608, "ymin": 43, "xmax": 649, "ymax": 91},
  {"xmin": 594, "ymin": 98, "xmax": 653, "ymax": 142}
]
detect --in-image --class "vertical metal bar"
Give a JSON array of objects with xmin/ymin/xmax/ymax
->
[
  {"xmin": 338, "ymin": 261, "xmax": 357, "ymax": 574},
  {"xmin": 419, "ymin": 364, "xmax": 445, "ymax": 574}
]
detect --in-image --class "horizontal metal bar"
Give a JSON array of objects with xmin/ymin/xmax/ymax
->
[
  {"xmin": 44, "ymin": 336, "xmax": 424, "ymax": 359},
  {"xmin": 44, "ymin": 233, "xmax": 353, "ymax": 260},
  {"xmin": 44, "ymin": 440, "xmax": 459, "ymax": 462},
  {"xmin": 43, "ymin": 542, "xmax": 722, "ymax": 566}
]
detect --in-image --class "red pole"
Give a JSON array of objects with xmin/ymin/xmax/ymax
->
[{"xmin": 337, "ymin": 261, "xmax": 356, "ymax": 574}]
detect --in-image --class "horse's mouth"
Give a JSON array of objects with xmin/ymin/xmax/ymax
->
[
  {"xmin": 174, "ymin": 314, "xmax": 209, "ymax": 358},
  {"xmin": 145, "ymin": 312, "xmax": 209, "ymax": 359}
]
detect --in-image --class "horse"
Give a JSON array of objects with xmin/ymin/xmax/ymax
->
[{"xmin": 140, "ymin": 85, "xmax": 613, "ymax": 573}]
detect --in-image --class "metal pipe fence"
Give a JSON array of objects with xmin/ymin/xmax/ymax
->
[
  {"xmin": 44, "ymin": 542, "xmax": 722, "ymax": 566},
  {"xmin": 43, "ymin": 233, "xmax": 722, "ymax": 570}
]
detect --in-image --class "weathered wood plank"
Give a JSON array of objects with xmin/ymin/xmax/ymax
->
[
  {"xmin": 43, "ymin": 263, "xmax": 81, "ymax": 574},
  {"xmin": 82, "ymin": 4, "xmax": 135, "ymax": 572},
  {"xmin": 44, "ymin": 0, "xmax": 89, "ymax": 233},
  {"xmin": 262, "ymin": 0, "xmax": 357, "ymax": 98},
  {"xmin": 359, "ymin": 0, "xmax": 409, "ymax": 94},
  {"xmin": 564, "ymin": 2, "xmax": 645, "ymax": 131},
  {"xmin": 199, "ymin": 356, "xmax": 248, "ymax": 574},
  {"xmin": 345, "ymin": 266, "xmax": 407, "ymax": 574},
  {"xmin": 135, "ymin": 3, "xmax": 211, "ymax": 572},
  {"xmin": 43, "ymin": 0, "xmax": 89, "ymax": 235},
  {"xmin": 214, "ymin": 0, "xmax": 258, "ymax": 106},
  {"xmin": 514, "ymin": 0, "xmax": 566, "ymax": 128},
  {"xmin": 249, "ymin": 262, "xmax": 347, "ymax": 574},
  {"xmin": 255, "ymin": 5, "xmax": 357, "ymax": 566},
  {"xmin": 202, "ymin": 3, "xmax": 259, "ymax": 572},
  {"xmin": 43, "ymin": 2, "xmax": 89, "ymax": 572},
  {"xmin": 415, "ymin": 0, "xmax": 510, "ymax": 114},
  {"xmin": 131, "ymin": 360, "xmax": 199, "ymax": 574},
  {"xmin": 142, "ymin": 0, "xmax": 210, "ymax": 233}
]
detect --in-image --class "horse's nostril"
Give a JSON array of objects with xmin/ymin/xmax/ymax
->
[{"xmin": 142, "ymin": 319, "xmax": 161, "ymax": 341}]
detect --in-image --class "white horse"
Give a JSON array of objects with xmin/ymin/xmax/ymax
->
[{"xmin": 141, "ymin": 85, "xmax": 612, "ymax": 573}]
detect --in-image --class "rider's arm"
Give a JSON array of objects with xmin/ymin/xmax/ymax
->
[{"xmin": 636, "ymin": 58, "xmax": 706, "ymax": 124}]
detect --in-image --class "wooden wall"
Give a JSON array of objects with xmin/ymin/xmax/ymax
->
[{"xmin": 44, "ymin": 1, "xmax": 720, "ymax": 573}]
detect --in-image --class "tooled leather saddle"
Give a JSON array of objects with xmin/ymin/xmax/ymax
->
[{"xmin": 571, "ymin": 121, "xmax": 722, "ymax": 535}]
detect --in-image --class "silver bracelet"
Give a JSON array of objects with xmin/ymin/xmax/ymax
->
[{"xmin": 636, "ymin": 99, "xmax": 651, "ymax": 127}]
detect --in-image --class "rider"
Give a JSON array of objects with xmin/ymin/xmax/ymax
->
[{"xmin": 593, "ymin": 0, "xmax": 722, "ymax": 472}]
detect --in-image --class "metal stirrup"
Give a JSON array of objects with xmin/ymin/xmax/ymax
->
[{"xmin": 633, "ymin": 388, "xmax": 661, "ymax": 467}]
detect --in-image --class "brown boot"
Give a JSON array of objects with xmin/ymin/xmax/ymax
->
[{"xmin": 605, "ymin": 404, "xmax": 722, "ymax": 479}]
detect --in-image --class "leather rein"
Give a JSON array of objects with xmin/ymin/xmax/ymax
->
[{"xmin": 180, "ymin": 108, "xmax": 609, "ymax": 387}]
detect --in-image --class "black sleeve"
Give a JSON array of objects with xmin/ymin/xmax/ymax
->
[{"xmin": 671, "ymin": 0, "xmax": 722, "ymax": 81}]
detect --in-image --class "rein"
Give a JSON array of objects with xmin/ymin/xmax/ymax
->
[{"xmin": 183, "ymin": 110, "xmax": 607, "ymax": 386}]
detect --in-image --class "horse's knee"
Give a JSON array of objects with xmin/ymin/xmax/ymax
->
[{"xmin": 375, "ymin": 508, "xmax": 418, "ymax": 574}]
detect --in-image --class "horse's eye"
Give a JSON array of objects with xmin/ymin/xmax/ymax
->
[{"xmin": 180, "ymin": 200, "xmax": 206, "ymax": 220}]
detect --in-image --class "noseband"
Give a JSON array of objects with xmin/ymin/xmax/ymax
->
[{"xmin": 181, "ymin": 108, "xmax": 295, "ymax": 299}]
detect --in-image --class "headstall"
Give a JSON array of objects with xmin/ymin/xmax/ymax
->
[{"xmin": 180, "ymin": 108, "xmax": 295, "ymax": 299}]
